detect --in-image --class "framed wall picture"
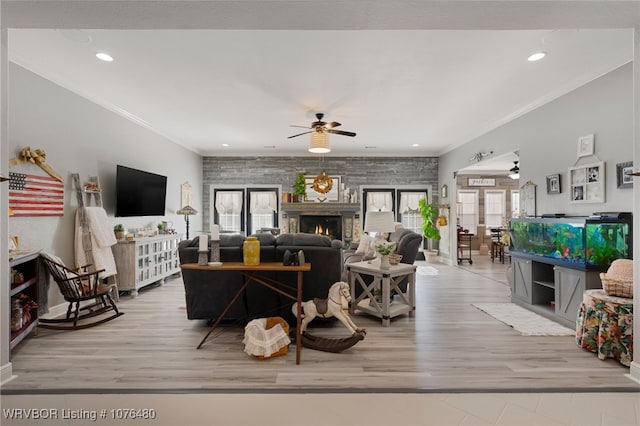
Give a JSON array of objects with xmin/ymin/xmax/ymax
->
[
  {"xmin": 181, "ymin": 182, "xmax": 193, "ymax": 208},
  {"xmin": 520, "ymin": 181, "xmax": 536, "ymax": 217},
  {"xmin": 546, "ymin": 174, "xmax": 561, "ymax": 194},
  {"xmin": 616, "ymin": 161, "xmax": 633, "ymax": 189},
  {"xmin": 568, "ymin": 161, "xmax": 605, "ymax": 203},
  {"xmin": 305, "ymin": 176, "xmax": 340, "ymax": 202},
  {"xmin": 577, "ymin": 134, "xmax": 595, "ymax": 158}
]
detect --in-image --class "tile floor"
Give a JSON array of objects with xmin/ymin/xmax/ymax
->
[{"xmin": 2, "ymin": 391, "xmax": 640, "ymax": 425}]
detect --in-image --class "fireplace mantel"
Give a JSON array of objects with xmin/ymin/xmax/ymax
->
[
  {"xmin": 281, "ymin": 202, "xmax": 360, "ymax": 241},
  {"xmin": 281, "ymin": 202, "xmax": 360, "ymax": 215}
]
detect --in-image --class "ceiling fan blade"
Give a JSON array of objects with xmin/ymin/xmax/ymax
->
[
  {"xmin": 289, "ymin": 125, "xmax": 311, "ymax": 129},
  {"xmin": 326, "ymin": 121, "xmax": 341, "ymax": 129},
  {"xmin": 287, "ymin": 130, "xmax": 313, "ymax": 139},
  {"xmin": 327, "ymin": 129, "xmax": 356, "ymax": 137}
]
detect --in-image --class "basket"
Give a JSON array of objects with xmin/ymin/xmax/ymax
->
[
  {"xmin": 388, "ymin": 254, "xmax": 403, "ymax": 265},
  {"xmin": 600, "ymin": 274, "xmax": 633, "ymax": 298},
  {"xmin": 600, "ymin": 259, "xmax": 633, "ymax": 299},
  {"xmin": 243, "ymin": 316, "xmax": 291, "ymax": 360},
  {"xmin": 257, "ymin": 317, "xmax": 290, "ymax": 360}
]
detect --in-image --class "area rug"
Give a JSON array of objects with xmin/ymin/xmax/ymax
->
[
  {"xmin": 472, "ymin": 303, "xmax": 575, "ymax": 336},
  {"xmin": 417, "ymin": 266, "xmax": 439, "ymax": 276}
]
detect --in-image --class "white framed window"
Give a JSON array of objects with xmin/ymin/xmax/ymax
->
[
  {"xmin": 484, "ymin": 189, "xmax": 506, "ymax": 234},
  {"xmin": 511, "ymin": 190, "xmax": 520, "ymax": 218},
  {"xmin": 457, "ymin": 190, "xmax": 479, "ymax": 234},
  {"xmin": 249, "ymin": 190, "xmax": 278, "ymax": 234},
  {"xmin": 398, "ymin": 191, "xmax": 426, "ymax": 235},
  {"xmin": 215, "ymin": 190, "xmax": 243, "ymax": 233}
]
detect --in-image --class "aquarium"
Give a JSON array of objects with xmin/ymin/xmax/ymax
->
[{"xmin": 509, "ymin": 213, "xmax": 632, "ymax": 270}]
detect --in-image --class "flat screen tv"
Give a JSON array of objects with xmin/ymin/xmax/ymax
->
[{"xmin": 115, "ymin": 165, "xmax": 167, "ymax": 217}]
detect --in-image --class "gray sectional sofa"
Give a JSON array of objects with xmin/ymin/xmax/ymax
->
[{"xmin": 178, "ymin": 233, "xmax": 344, "ymax": 323}]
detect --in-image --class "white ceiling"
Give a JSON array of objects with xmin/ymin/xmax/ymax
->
[{"xmin": 4, "ymin": 1, "xmax": 637, "ymax": 167}]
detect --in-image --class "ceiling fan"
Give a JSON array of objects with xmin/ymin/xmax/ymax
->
[
  {"xmin": 287, "ymin": 113, "xmax": 357, "ymax": 139},
  {"xmin": 509, "ymin": 161, "xmax": 520, "ymax": 179}
]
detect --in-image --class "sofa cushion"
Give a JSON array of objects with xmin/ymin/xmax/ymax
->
[
  {"xmin": 221, "ymin": 234, "xmax": 246, "ymax": 247},
  {"xmin": 250, "ymin": 233, "xmax": 277, "ymax": 246},
  {"xmin": 276, "ymin": 233, "xmax": 333, "ymax": 247}
]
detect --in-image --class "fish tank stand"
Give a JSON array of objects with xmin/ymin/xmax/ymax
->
[{"xmin": 509, "ymin": 212, "xmax": 631, "ymax": 327}]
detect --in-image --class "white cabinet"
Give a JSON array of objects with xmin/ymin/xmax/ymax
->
[{"xmin": 112, "ymin": 234, "xmax": 181, "ymax": 297}]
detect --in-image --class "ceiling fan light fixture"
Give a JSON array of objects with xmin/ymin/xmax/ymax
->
[
  {"xmin": 309, "ymin": 131, "xmax": 330, "ymax": 154},
  {"xmin": 509, "ymin": 161, "xmax": 520, "ymax": 179}
]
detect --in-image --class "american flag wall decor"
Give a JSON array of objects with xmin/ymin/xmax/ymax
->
[{"xmin": 9, "ymin": 172, "xmax": 64, "ymax": 217}]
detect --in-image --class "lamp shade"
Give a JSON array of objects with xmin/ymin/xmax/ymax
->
[
  {"xmin": 309, "ymin": 131, "xmax": 330, "ymax": 154},
  {"xmin": 364, "ymin": 211, "xmax": 395, "ymax": 234},
  {"xmin": 176, "ymin": 205, "xmax": 198, "ymax": 215}
]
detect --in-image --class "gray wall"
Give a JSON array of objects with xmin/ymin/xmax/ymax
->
[
  {"xmin": 439, "ymin": 63, "xmax": 634, "ymax": 260},
  {"xmin": 202, "ymin": 156, "xmax": 438, "ymax": 229},
  {"xmin": 8, "ymin": 63, "xmax": 203, "ymax": 307}
]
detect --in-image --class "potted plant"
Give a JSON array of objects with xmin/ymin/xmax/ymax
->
[
  {"xmin": 113, "ymin": 224, "xmax": 125, "ymax": 240},
  {"xmin": 292, "ymin": 172, "xmax": 307, "ymax": 202},
  {"xmin": 375, "ymin": 241, "xmax": 396, "ymax": 269},
  {"xmin": 419, "ymin": 198, "xmax": 441, "ymax": 260}
]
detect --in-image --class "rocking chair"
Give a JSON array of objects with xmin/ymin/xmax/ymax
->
[{"xmin": 40, "ymin": 254, "xmax": 123, "ymax": 330}]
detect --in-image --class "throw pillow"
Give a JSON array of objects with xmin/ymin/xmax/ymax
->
[{"xmin": 355, "ymin": 234, "xmax": 372, "ymax": 255}]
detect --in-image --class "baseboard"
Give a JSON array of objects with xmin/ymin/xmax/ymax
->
[
  {"xmin": 0, "ymin": 361, "xmax": 16, "ymax": 386},
  {"xmin": 626, "ymin": 361, "xmax": 640, "ymax": 384},
  {"xmin": 39, "ymin": 302, "xmax": 69, "ymax": 320}
]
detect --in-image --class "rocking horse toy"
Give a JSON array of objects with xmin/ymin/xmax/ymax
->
[{"xmin": 292, "ymin": 281, "xmax": 366, "ymax": 352}]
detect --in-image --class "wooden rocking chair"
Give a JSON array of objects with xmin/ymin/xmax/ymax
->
[{"xmin": 40, "ymin": 254, "xmax": 123, "ymax": 330}]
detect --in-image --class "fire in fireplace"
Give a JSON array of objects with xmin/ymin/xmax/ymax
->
[{"xmin": 299, "ymin": 215, "xmax": 342, "ymax": 241}]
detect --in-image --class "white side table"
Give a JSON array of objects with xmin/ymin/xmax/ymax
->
[{"xmin": 346, "ymin": 261, "xmax": 417, "ymax": 326}]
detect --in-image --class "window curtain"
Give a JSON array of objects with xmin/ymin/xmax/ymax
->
[
  {"xmin": 250, "ymin": 191, "xmax": 278, "ymax": 213},
  {"xmin": 399, "ymin": 192, "xmax": 426, "ymax": 213},
  {"xmin": 366, "ymin": 191, "xmax": 393, "ymax": 212},
  {"xmin": 215, "ymin": 191, "xmax": 243, "ymax": 214}
]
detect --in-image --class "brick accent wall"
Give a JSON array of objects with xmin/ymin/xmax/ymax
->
[{"xmin": 202, "ymin": 156, "xmax": 438, "ymax": 230}]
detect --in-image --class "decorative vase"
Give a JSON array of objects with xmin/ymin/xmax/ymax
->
[
  {"xmin": 114, "ymin": 231, "xmax": 124, "ymax": 240},
  {"xmin": 380, "ymin": 254, "xmax": 390, "ymax": 269},
  {"xmin": 243, "ymin": 236, "xmax": 260, "ymax": 266}
]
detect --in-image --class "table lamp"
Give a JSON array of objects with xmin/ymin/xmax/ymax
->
[
  {"xmin": 364, "ymin": 211, "xmax": 396, "ymax": 243},
  {"xmin": 176, "ymin": 205, "xmax": 198, "ymax": 239}
]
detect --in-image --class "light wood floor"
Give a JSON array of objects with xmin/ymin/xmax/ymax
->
[{"xmin": 4, "ymin": 254, "xmax": 639, "ymax": 392}]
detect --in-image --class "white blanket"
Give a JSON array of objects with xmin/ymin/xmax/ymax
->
[
  {"xmin": 242, "ymin": 318, "xmax": 291, "ymax": 357},
  {"xmin": 75, "ymin": 207, "xmax": 117, "ymax": 278}
]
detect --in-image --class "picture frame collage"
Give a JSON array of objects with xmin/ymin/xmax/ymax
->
[{"xmin": 568, "ymin": 161, "xmax": 604, "ymax": 203}]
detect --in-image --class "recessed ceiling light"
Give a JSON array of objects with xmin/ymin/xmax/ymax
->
[
  {"xmin": 412, "ymin": 144, "xmax": 419, "ymax": 147},
  {"xmin": 527, "ymin": 52, "xmax": 546, "ymax": 62},
  {"xmin": 95, "ymin": 52, "xmax": 114, "ymax": 62},
  {"xmin": 222, "ymin": 143, "xmax": 229, "ymax": 147}
]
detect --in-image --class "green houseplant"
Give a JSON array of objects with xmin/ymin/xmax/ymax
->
[
  {"xmin": 113, "ymin": 224, "xmax": 125, "ymax": 240},
  {"xmin": 292, "ymin": 172, "xmax": 307, "ymax": 202},
  {"xmin": 419, "ymin": 198, "xmax": 440, "ymax": 258}
]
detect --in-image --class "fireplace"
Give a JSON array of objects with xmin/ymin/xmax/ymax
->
[
  {"xmin": 281, "ymin": 202, "xmax": 360, "ymax": 243},
  {"xmin": 300, "ymin": 215, "xmax": 342, "ymax": 241}
]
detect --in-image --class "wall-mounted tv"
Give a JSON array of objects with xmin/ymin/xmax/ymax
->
[{"xmin": 115, "ymin": 165, "xmax": 167, "ymax": 217}]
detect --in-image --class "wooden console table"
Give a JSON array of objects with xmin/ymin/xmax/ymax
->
[
  {"xmin": 180, "ymin": 262, "xmax": 311, "ymax": 364},
  {"xmin": 347, "ymin": 261, "xmax": 416, "ymax": 326}
]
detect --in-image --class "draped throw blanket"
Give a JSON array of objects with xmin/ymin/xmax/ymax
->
[
  {"xmin": 243, "ymin": 317, "xmax": 291, "ymax": 358},
  {"xmin": 75, "ymin": 207, "xmax": 118, "ymax": 278}
]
